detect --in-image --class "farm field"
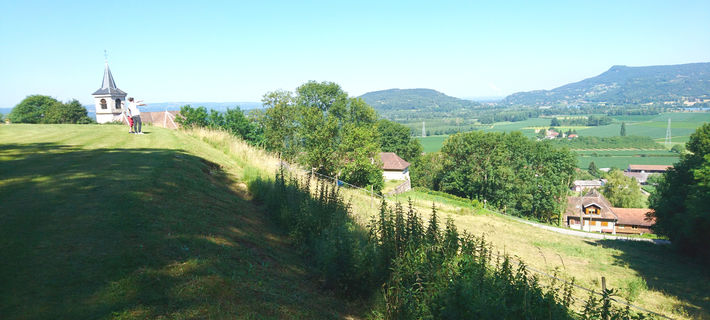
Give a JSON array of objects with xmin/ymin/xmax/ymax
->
[
  {"xmin": 417, "ymin": 112, "xmax": 710, "ymax": 158},
  {"xmin": 576, "ymin": 153, "xmax": 679, "ymax": 170}
]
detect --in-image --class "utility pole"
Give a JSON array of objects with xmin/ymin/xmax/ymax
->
[{"xmin": 665, "ymin": 118, "xmax": 672, "ymax": 147}]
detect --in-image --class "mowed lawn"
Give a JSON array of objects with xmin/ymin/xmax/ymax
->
[{"xmin": 0, "ymin": 124, "xmax": 357, "ymax": 319}]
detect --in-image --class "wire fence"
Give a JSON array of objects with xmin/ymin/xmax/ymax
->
[{"xmin": 278, "ymin": 163, "xmax": 673, "ymax": 319}]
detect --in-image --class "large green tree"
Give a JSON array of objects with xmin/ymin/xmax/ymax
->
[
  {"xmin": 601, "ymin": 169, "xmax": 644, "ymax": 208},
  {"xmin": 376, "ymin": 119, "xmax": 422, "ymax": 161},
  {"xmin": 437, "ymin": 131, "xmax": 575, "ymax": 222},
  {"xmin": 262, "ymin": 81, "xmax": 383, "ymax": 191},
  {"xmin": 43, "ymin": 99, "xmax": 92, "ymax": 124},
  {"xmin": 9, "ymin": 95, "xmax": 61, "ymax": 123},
  {"xmin": 261, "ymin": 90, "xmax": 299, "ymax": 161},
  {"xmin": 650, "ymin": 123, "xmax": 710, "ymax": 262}
]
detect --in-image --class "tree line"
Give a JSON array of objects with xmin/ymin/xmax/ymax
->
[{"xmin": 8, "ymin": 95, "xmax": 93, "ymax": 124}]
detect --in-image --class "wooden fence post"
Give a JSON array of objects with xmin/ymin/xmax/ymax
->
[{"xmin": 602, "ymin": 276, "xmax": 608, "ymax": 320}]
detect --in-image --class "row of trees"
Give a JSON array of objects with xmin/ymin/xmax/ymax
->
[
  {"xmin": 176, "ymin": 105, "xmax": 264, "ymax": 145},
  {"xmin": 8, "ymin": 95, "xmax": 93, "ymax": 124},
  {"xmin": 174, "ymin": 82, "xmax": 423, "ymax": 193},
  {"xmin": 413, "ymin": 131, "xmax": 577, "ymax": 222}
]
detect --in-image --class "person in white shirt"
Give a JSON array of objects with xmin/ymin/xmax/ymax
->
[{"xmin": 127, "ymin": 97, "xmax": 146, "ymax": 134}]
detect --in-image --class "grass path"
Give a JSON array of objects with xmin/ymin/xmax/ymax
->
[{"xmin": 0, "ymin": 124, "xmax": 358, "ymax": 319}]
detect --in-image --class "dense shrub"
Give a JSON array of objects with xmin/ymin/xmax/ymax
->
[
  {"xmin": 9, "ymin": 95, "xmax": 92, "ymax": 124},
  {"xmin": 247, "ymin": 168, "xmax": 655, "ymax": 319}
]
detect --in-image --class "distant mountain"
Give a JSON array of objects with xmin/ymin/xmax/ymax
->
[
  {"xmin": 359, "ymin": 88, "xmax": 481, "ymax": 115},
  {"xmin": 504, "ymin": 62, "xmax": 710, "ymax": 106}
]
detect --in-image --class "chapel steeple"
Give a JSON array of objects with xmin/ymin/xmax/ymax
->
[{"xmin": 92, "ymin": 53, "xmax": 127, "ymax": 123}]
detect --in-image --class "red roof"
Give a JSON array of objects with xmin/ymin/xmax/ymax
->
[
  {"xmin": 379, "ymin": 152, "xmax": 410, "ymax": 171},
  {"xmin": 612, "ymin": 208, "xmax": 655, "ymax": 227},
  {"xmin": 565, "ymin": 189, "xmax": 617, "ymax": 220},
  {"xmin": 628, "ymin": 165, "xmax": 672, "ymax": 172}
]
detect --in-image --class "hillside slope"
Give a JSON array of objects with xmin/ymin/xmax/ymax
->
[
  {"xmin": 359, "ymin": 88, "xmax": 481, "ymax": 118},
  {"xmin": 504, "ymin": 62, "xmax": 710, "ymax": 105},
  {"xmin": 0, "ymin": 125, "xmax": 356, "ymax": 319}
]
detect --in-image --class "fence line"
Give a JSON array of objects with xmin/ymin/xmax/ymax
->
[{"xmin": 278, "ymin": 163, "xmax": 673, "ymax": 319}]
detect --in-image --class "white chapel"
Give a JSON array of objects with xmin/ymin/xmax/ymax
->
[{"xmin": 92, "ymin": 62, "xmax": 127, "ymax": 123}]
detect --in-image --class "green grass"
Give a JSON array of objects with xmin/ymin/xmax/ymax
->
[
  {"xmin": 376, "ymin": 188, "xmax": 710, "ymax": 319},
  {"xmin": 417, "ymin": 135, "xmax": 449, "ymax": 153},
  {"xmin": 0, "ymin": 124, "xmax": 358, "ymax": 319}
]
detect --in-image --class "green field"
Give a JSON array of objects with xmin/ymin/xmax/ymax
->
[{"xmin": 416, "ymin": 113, "xmax": 708, "ymax": 169}]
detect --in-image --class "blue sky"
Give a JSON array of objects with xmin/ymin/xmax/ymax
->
[{"xmin": 1, "ymin": 0, "xmax": 709, "ymax": 108}]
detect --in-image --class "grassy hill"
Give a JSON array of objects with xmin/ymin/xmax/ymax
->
[
  {"xmin": 0, "ymin": 124, "xmax": 357, "ymax": 319},
  {"xmin": 504, "ymin": 62, "xmax": 710, "ymax": 106},
  {"xmin": 1, "ymin": 124, "xmax": 708, "ymax": 319}
]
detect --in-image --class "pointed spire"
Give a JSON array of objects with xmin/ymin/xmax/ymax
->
[{"xmin": 92, "ymin": 58, "xmax": 126, "ymax": 96}]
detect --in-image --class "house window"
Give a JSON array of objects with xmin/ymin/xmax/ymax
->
[
  {"xmin": 601, "ymin": 221, "xmax": 608, "ymax": 227},
  {"xmin": 115, "ymin": 98, "xmax": 121, "ymax": 109},
  {"xmin": 100, "ymin": 99, "xmax": 107, "ymax": 109}
]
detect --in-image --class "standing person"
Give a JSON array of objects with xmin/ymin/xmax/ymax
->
[
  {"xmin": 127, "ymin": 97, "xmax": 146, "ymax": 134},
  {"xmin": 124, "ymin": 107, "xmax": 134, "ymax": 133}
]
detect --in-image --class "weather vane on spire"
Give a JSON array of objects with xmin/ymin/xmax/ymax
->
[{"xmin": 104, "ymin": 50, "xmax": 108, "ymax": 63}]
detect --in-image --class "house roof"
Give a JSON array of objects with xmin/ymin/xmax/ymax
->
[
  {"xmin": 612, "ymin": 207, "xmax": 655, "ymax": 227},
  {"xmin": 623, "ymin": 171, "xmax": 650, "ymax": 184},
  {"xmin": 574, "ymin": 180, "xmax": 602, "ymax": 187},
  {"xmin": 379, "ymin": 152, "xmax": 410, "ymax": 171},
  {"xmin": 121, "ymin": 111, "xmax": 180, "ymax": 129},
  {"xmin": 92, "ymin": 63, "xmax": 127, "ymax": 96},
  {"xmin": 565, "ymin": 189, "xmax": 617, "ymax": 220},
  {"xmin": 627, "ymin": 164, "xmax": 672, "ymax": 172}
]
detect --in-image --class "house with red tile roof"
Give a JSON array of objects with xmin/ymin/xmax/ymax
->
[
  {"xmin": 564, "ymin": 190, "xmax": 657, "ymax": 235},
  {"xmin": 564, "ymin": 189, "xmax": 617, "ymax": 233},
  {"xmin": 612, "ymin": 208, "xmax": 655, "ymax": 235},
  {"xmin": 379, "ymin": 152, "xmax": 410, "ymax": 181}
]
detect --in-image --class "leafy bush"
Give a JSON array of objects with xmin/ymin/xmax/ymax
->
[
  {"xmin": 177, "ymin": 105, "xmax": 263, "ymax": 145},
  {"xmin": 9, "ymin": 95, "xmax": 92, "ymax": 124}
]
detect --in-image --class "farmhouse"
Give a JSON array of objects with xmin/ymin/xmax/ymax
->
[
  {"xmin": 623, "ymin": 171, "xmax": 653, "ymax": 184},
  {"xmin": 564, "ymin": 190, "xmax": 657, "ymax": 235},
  {"xmin": 572, "ymin": 179, "xmax": 604, "ymax": 192},
  {"xmin": 379, "ymin": 152, "xmax": 410, "ymax": 181},
  {"xmin": 612, "ymin": 207, "xmax": 655, "ymax": 235},
  {"xmin": 564, "ymin": 189, "xmax": 617, "ymax": 233},
  {"xmin": 627, "ymin": 164, "xmax": 672, "ymax": 173}
]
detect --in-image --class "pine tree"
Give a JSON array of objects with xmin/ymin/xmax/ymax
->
[
  {"xmin": 620, "ymin": 122, "xmax": 627, "ymax": 136},
  {"xmin": 588, "ymin": 161, "xmax": 599, "ymax": 177}
]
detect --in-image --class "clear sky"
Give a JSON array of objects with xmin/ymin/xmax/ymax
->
[{"xmin": 1, "ymin": 0, "xmax": 709, "ymax": 108}]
